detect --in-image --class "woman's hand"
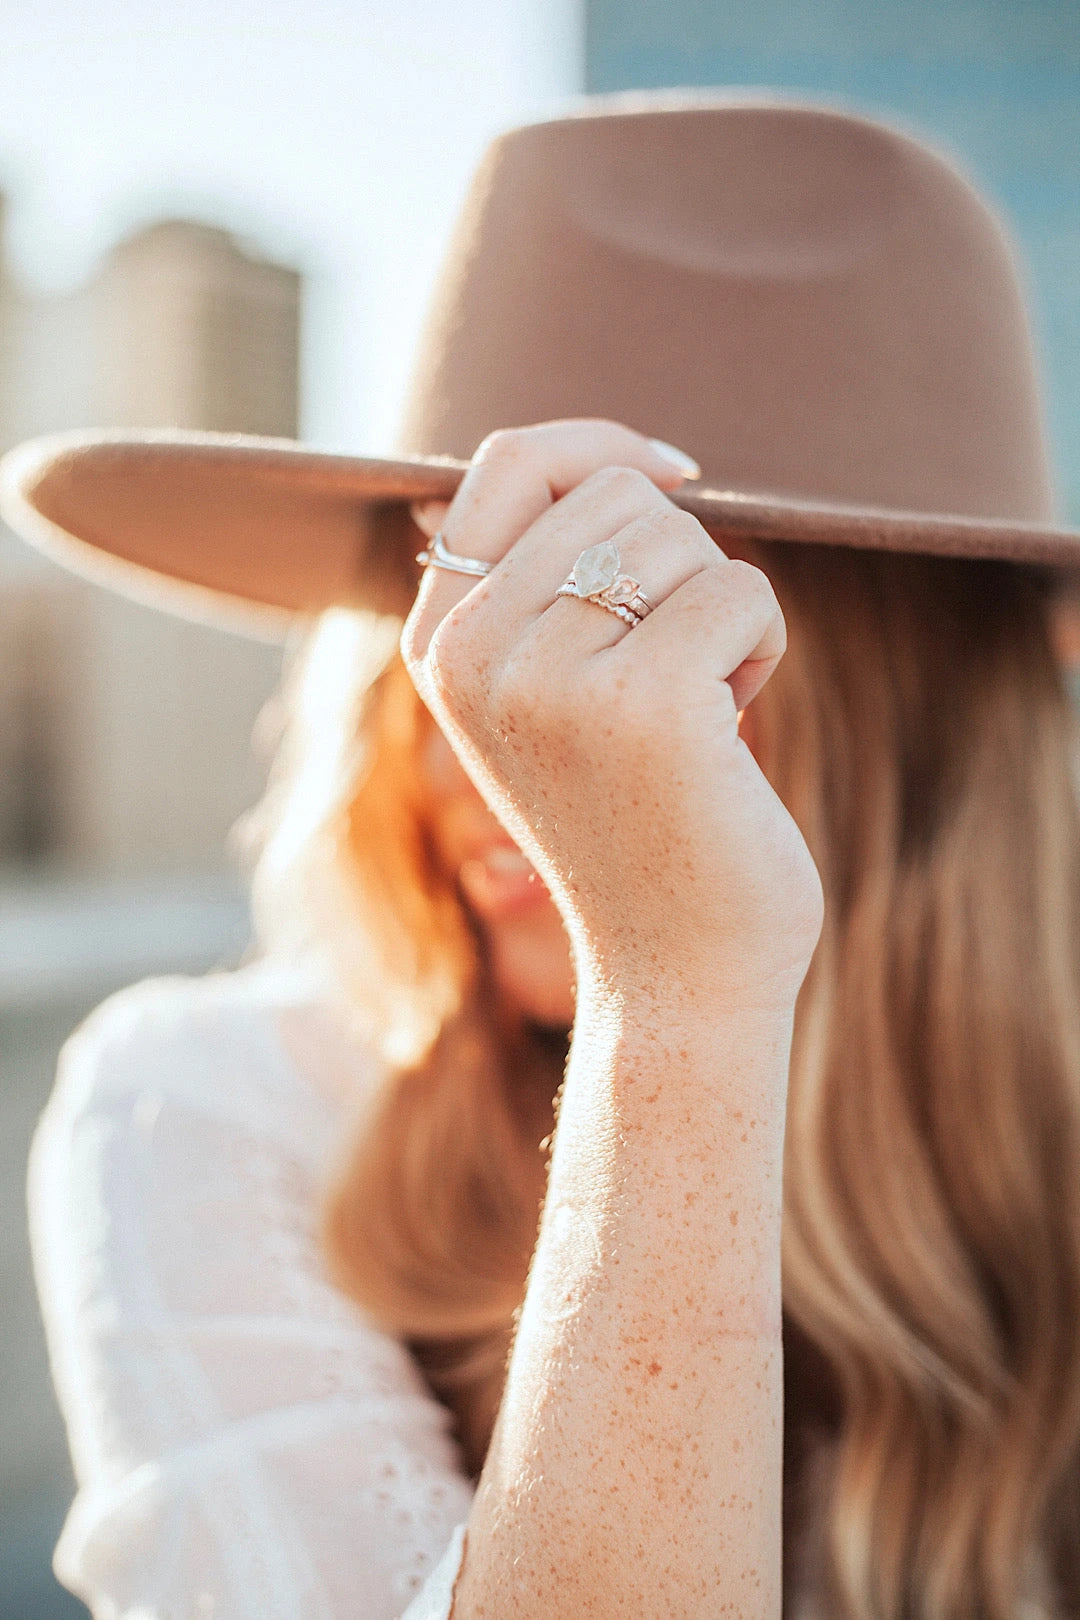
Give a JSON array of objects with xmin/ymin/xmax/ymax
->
[{"xmin": 402, "ymin": 418, "xmax": 822, "ymax": 1011}]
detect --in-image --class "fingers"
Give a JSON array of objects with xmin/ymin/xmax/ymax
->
[
  {"xmin": 480, "ymin": 463, "xmax": 709, "ymax": 611},
  {"xmin": 601, "ymin": 558, "xmax": 786, "ymax": 715},
  {"xmin": 526, "ymin": 490, "xmax": 721, "ymax": 656},
  {"xmin": 414, "ymin": 470, "xmax": 721, "ymax": 705},
  {"xmin": 439, "ymin": 419, "xmax": 695, "ymax": 564},
  {"xmin": 399, "ymin": 418, "xmax": 783, "ymax": 759},
  {"xmin": 403, "ymin": 419, "xmax": 697, "ymax": 669}
]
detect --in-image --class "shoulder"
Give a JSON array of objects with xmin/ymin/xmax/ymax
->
[
  {"xmin": 45, "ymin": 960, "xmax": 377, "ymax": 1127},
  {"xmin": 28, "ymin": 969, "xmax": 478, "ymax": 1615},
  {"xmin": 28, "ymin": 962, "xmax": 381, "ymax": 1275},
  {"xmin": 28, "ymin": 964, "xmax": 386, "ymax": 1412}
]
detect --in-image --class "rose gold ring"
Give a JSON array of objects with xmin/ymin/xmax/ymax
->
[{"xmin": 555, "ymin": 541, "xmax": 655, "ymax": 627}]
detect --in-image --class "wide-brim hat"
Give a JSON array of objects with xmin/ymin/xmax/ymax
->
[{"xmin": 2, "ymin": 91, "xmax": 1077, "ymax": 640}]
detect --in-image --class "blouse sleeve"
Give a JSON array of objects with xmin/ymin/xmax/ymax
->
[{"xmin": 28, "ymin": 973, "xmax": 474, "ymax": 1620}]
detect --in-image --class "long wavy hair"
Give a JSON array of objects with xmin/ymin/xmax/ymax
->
[{"xmin": 247, "ymin": 538, "xmax": 1080, "ymax": 1618}]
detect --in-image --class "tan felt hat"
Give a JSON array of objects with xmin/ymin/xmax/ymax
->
[{"xmin": 2, "ymin": 91, "xmax": 1077, "ymax": 639}]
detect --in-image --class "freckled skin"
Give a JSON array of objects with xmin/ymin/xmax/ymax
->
[{"xmin": 402, "ymin": 421, "xmax": 823, "ymax": 1617}]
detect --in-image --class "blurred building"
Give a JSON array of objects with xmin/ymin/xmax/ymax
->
[
  {"xmin": 0, "ymin": 209, "xmax": 298, "ymax": 876},
  {"xmin": 0, "ymin": 209, "xmax": 301, "ymax": 1620}
]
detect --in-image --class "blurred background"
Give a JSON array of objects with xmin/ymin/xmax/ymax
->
[{"xmin": 0, "ymin": 1, "xmax": 1076, "ymax": 1614}]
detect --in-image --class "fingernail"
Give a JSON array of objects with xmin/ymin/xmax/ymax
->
[{"xmin": 648, "ymin": 438, "xmax": 702, "ymax": 480}]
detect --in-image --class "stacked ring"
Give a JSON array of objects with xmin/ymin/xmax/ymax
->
[
  {"xmin": 417, "ymin": 531, "xmax": 656, "ymax": 632},
  {"xmin": 555, "ymin": 540, "xmax": 655, "ymax": 628}
]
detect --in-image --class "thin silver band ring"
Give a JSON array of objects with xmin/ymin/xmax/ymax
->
[{"xmin": 415, "ymin": 531, "xmax": 493, "ymax": 578}]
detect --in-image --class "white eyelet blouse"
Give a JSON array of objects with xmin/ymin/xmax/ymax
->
[{"xmin": 28, "ymin": 964, "xmax": 474, "ymax": 1620}]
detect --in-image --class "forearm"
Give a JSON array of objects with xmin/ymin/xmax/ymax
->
[{"xmin": 452, "ymin": 974, "xmax": 793, "ymax": 1619}]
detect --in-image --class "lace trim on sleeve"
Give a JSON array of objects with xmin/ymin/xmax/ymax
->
[
  {"xmin": 400, "ymin": 1522, "xmax": 468, "ymax": 1620},
  {"xmin": 30, "ymin": 972, "xmax": 477, "ymax": 1620}
]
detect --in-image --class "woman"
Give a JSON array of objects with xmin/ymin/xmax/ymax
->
[{"xmin": 15, "ymin": 95, "xmax": 1080, "ymax": 1618}]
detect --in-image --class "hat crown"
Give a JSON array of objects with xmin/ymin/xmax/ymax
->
[
  {"xmin": 543, "ymin": 100, "xmax": 901, "ymax": 278},
  {"xmin": 399, "ymin": 94, "xmax": 1057, "ymax": 527}
]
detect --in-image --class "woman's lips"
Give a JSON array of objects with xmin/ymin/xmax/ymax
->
[{"xmin": 458, "ymin": 844, "xmax": 549, "ymax": 918}]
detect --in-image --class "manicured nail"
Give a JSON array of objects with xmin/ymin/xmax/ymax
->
[{"xmin": 648, "ymin": 438, "xmax": 702, "ymax": 479}]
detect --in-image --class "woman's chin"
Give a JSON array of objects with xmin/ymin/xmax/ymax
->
[
  {"xmin": 482, "ymin": 911, "xmax": 576, "ymax": 1032},
  {"xmin": 455, "ymin": 849, "xmax": 575, "ymax": 1028}
]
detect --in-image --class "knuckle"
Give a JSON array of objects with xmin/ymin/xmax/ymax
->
[
  {"xmin": 474, "ymin": 426, "xmax": 528, "ymax": 465},
  {"xmin": 588, "ymin": 662, "xmax": 638, "ymax": 726},
  {"xmin": 425, "ymin": 607, "xmax": 484, "ymax": 716},
  {"xmin": 727, "ymin": 556, "xmax": 775, "ymax": 599},
  {"xmin": 720, "ymin": 559, "xmax": 787, "ymax": 652},
  {"xmin": 424, "ymin": 618, "xmax": 461, "ymax": 702},
  {"xmin": 720, "ymin": 557, "xmax": 779, "ymax": 615},
  {"xmin": 669, "ymin": 506, "xmax": 703, "ymax": 534},
  {"xmin": 613, "ymin": 464, "xmax": 656, "ymax": 499},
  {"xmin": 665, "ymin": 507, "xmax": 715, "ymax": 556},
  {"xmin": 585, "ymin": 463, "xmax": 655, "ymax": 502},
  {"xmin": 490, "ymin": 658, "xmax": 533, "ymax": 726},
  {"xmin": 494, "ymin": 641, "xmax": 558, "ymax": 724}
]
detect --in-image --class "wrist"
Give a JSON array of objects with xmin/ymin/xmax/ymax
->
[
  {"xmin": 571, "ymin": 929, "xmax": 804, "ymax": 1030},
  {"xmin": 567, "ymin": 957, "xmax": 795, "ymax": 1145},
  {"xmin": 551, "ymin": 979, "xmax": 789, "ymax": 1334}
]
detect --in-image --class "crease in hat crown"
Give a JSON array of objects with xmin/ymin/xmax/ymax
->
[{"xmin": 1, "ymin": 88, "xmax": 1075, "ymax": 639}]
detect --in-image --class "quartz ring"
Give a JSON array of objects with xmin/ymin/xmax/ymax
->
[
  {"xmin": 555, "ymin": 540, "xmax": 655, "ymax": 628},
  {"xmin": 415, "ymin": 531, "xmax": 493, "ymax": 579}
]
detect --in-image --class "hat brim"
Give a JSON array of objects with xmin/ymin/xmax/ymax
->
[{"xmin": 3, "ymin": 429, "xmax": 1079, "ymax": 640}]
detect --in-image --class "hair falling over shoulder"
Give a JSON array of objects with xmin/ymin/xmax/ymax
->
[{"xmin": 246, "ymin": 549, "xmax": 1080, "ymax": 1618}]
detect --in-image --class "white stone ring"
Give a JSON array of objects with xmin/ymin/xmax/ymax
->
[{"xmin": 555, "ymin": 541, "xmax": 655, "ymax": 628}]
